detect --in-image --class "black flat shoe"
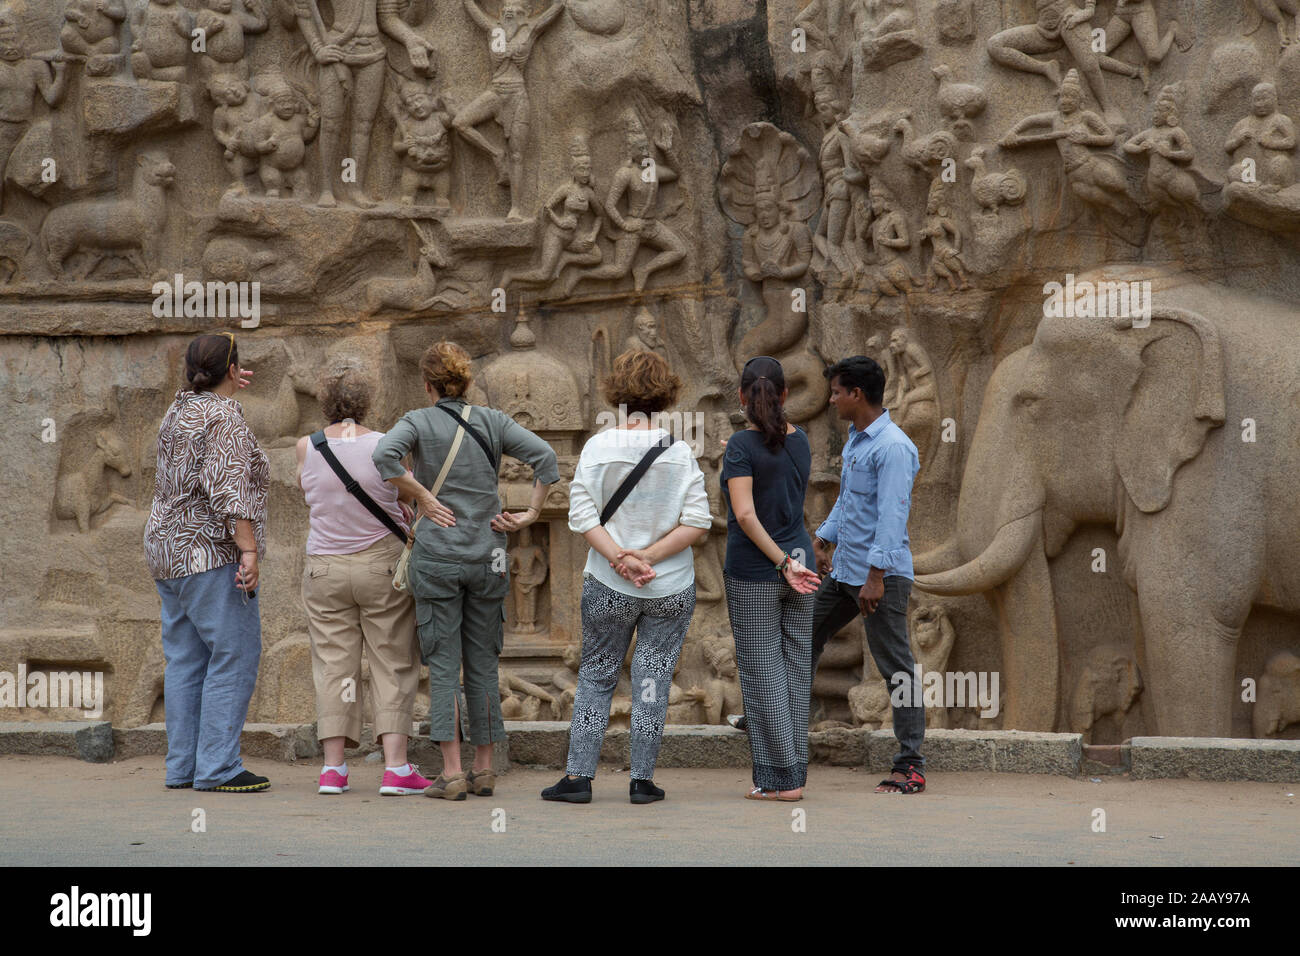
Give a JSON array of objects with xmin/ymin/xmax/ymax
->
[
  {"xmin": 165, "ymin": 781, "xmax": 192, "ymax": 790},
  {"xmin": 727, "ymin": 714, "xmax": 747, "ymax": 730},
  {"xmin": 630, "ymin": 778, "xmax": 664, "ymax": 804},
  {"xmin": 197, "ymin": 770, "xmax": 270, "ymax": 793},
  {"xmin": 541, "ymin": 774, "xmax": 592, "ymax": 803}
]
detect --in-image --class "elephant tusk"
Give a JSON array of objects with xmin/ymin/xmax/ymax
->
[
  {"xmin": 913, "ymin": 510, "xmax": 1042, "ymax": 596},
  {"xmin": 913, "ymin": 535, "xmax": 963, "ymax": 575}
]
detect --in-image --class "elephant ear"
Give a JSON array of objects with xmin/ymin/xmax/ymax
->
[{"xmin": 1115, "ymin": 307, "xmax": 1226, "ymax": 514}]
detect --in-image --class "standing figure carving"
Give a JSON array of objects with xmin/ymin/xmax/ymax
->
[
  {"xmin": 293, "ymin": 0, "xmax": 435, "ymax": 207},
  {"xmin": 455, "ymin": 0, "xmax": 566, "ymax": 222}
]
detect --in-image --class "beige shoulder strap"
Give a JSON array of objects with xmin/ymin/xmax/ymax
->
[
  {"xmin": 430, "ymin": 404, "xmax": 471, "ymax": 497},
  {"xmin": 407, "ymin": 406, "xmax": 473, "ymax": 541}
]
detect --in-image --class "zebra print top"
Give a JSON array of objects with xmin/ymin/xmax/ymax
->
[{"xmin": 145, "ymin": 389, "xmax": 270, "ymax": 581}]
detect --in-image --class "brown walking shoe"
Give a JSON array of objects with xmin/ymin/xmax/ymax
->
[
  {"xmin": 424, "ymin": 772, "xmax": 468, "ymax": 801},
  {"xmin": 466, "ymin": 768, "xmax": 496, "ymax": 797}
]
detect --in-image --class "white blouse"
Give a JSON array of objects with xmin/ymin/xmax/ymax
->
[{"xmin": 568, "ymin": 427, "xmax": 712, "ymax": 598}]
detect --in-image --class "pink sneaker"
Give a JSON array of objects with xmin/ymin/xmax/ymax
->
[
  {"xmin": 380, "ymin": 763, "xmax": 433, "ymax": 796},
  {"xmin": 318, "ymin": 769, "xmax": 350, "ymax": 795}
]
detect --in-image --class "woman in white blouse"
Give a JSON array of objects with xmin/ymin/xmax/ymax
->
[{"xmin": 542, "ymin": 349, "xmax": 711, "ymax": 805}]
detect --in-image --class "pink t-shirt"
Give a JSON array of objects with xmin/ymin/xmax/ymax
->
[{"xmin": 301, "ymin": 431, "xmax": 409, "ymax": 555}]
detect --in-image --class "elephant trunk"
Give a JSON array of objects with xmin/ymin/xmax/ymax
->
[
  {"xmin": 913, "ymin": 535, "xmax": 963, "ymax": 575},
  {"xmin": 914, "ymin": 510, "xmax": 1042, "ymax": 596}
]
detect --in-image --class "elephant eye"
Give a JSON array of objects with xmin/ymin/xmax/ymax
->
[{"xmin": 1014, "ymin": 390, "xmax": 1043, "ymax": 408}]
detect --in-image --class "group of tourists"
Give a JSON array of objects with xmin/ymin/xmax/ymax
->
[{"xmin": 144, "ymin": 331, "xmax": 927, "ymax": 801}]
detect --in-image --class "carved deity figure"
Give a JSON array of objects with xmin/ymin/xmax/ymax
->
[
  {"xmin": 885, "ymin": 327, "xmax": 937, "ymax": 441},
  {"xmin": 624, "ymin": 306, "xmax": 665, "ymax": 354},
  {"xmin": 986, "ymin": 0, "xmax": 1140, "ymax": 130},
  {"xmin": 130, "ymin": 0, "xmax": 194, "ymax": 81},
  {"xmin": 508, "ymin": 524, "xmax": 548, "ymax": 633},
  {"xmin": 1242, "ymin": 0, "xmax": 1300, "ymax": 51},
  {"xmin": 1000, "ymin": 69, "xmax": 1134, "ymax": 220},
  {"xmin": 850, "ymin": 0, "xmax": 922, "ymax": 71},
  {"xmin": 1224, "ymin": 82, "xmax": 1296, "ymax": 193},
  {"xmin": 197, "ymin": 0, "xmax": 268, "ymax": 79},
  {"xmin": 863, "ymin": 180, "xmax": 913, "ymax": 301},
  {"xmin": 61, "ymin": 0, "xmax": 128, "ymax": 75},
  {"xmin": 294, "ymin": 0, "xmax": 435, "ymax": 207},
  {"xmin": 1123, "ymin": 83, "xmax": 1208, "ymax": 218},
  {"xmin": 564, "ymin": 118, "xmax": 687, "ymax": 295},
  {"xmin": 1097, "ymin": 0, "xmax": 1193, "ymax": 92},
  {"xmin": 392, "ymin": 79, "xmax": 453, "ymax": 211},
  {"xmin": 0, "ymin": 12, "xmax": 67, "ymax": 214},
  {"xmin": 921, "ymin": 185, "xmax": 969, "ymax": 292},
  {"xmin": 742, "ymin": 191, "xmax": 813, "ymax": 344},
  {"xmin": 454, "ymin": 0, "xmax": 566, "ymax": 221},
  {"xmin": 803, "ymin": 53, "xmax": 864, "ymax": 289},
  {"xmin": 501, "ymin": 133, "xmax": 604, "ymax": 289},
  {"xmin": 208, "ymin": 74, "xmax": 263, "ymax": 197},
  {"xmin": 698, "ymin": 636, "xmax": 743, "ymax": 725},
  {"xmin": 549, "ymin": 642, "xmax": 581, "ymax": 719},
  {"xmin": 252, "ymin": 75, "xmax": 319, "ymax": 198}
]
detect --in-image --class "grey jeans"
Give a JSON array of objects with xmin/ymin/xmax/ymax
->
[
  {"xmin": 565, "ymin": 576, "xmax": 696, "ymax": 780},
  {"xmin": 811, "ymin": 574, "xmax": 924, "ymax": 773}
]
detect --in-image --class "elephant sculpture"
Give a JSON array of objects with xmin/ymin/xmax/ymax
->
[{"xmin": 914, "ymin": 267, "xmax": 1300, "ymax": 737}]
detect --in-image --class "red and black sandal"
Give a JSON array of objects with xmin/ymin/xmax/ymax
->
[{"xmin": 874, "ymin": 765, "xmax": 925, "ymax": 794}]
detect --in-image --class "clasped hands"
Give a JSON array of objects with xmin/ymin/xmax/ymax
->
[{"xmin": 609, "ymin": 548, "xmax": 656, "ymax": 588}]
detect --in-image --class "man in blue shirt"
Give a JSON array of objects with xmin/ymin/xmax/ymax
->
[{"xmin": 811, "ymin": 355, "xmax": 925, "ymax": 794}]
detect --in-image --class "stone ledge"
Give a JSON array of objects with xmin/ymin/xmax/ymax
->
[
  {"xmin": 1129, "ymin": 737, "xmax": 1300, "ymax": 782},
  {"xmin": 13, "ymin": 723, "xmax": 1299, "ymax": 780},
  {"xmin": 865, "ymin": 728, "xmax": 1083, "ymax": 775},
  {"xmin": 0, "ymin": 720, "xmax": 114, "ymax": 763}
]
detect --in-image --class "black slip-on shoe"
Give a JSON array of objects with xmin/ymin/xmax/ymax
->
[
  {"xmin": 197, "ymin": 771, "xmax": 270, "ymax": 793},
  {"xmin": 541, "ymin": 774, "xmax": 592, "ymax": 803},
  {"xmin": 165, "ymin": 781, "xmax": 193, "ymax": 790},
  {"xmin": 630, "ymin": 778, "xmax": 664, "ymax": 804}
]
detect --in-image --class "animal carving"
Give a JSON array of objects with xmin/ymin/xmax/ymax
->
[
  {"xmin": 54, "ymin": 429, "xmax": 133, "ymax": 532},
  {"xmin": 1254, "ymin": 651, "xmax": 1300, "ymax": 737},
  {"xmin": 965, "ymin": 146, "xmax": 1027, "ymax": 215},
  {"xmin": 40, "ymin": 151, "xmax": 177, "ymax": 280},
  {"xmin": 0, "ymin": 219, "xmax": 32, "ymax": 283}
]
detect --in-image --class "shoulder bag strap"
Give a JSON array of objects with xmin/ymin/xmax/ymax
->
[
  {"xmin": 402, "ymin": 404, "xmax": 471, "ymax": 543},
  {"xmin": 310, "ymin": 430, "xmax": 408, "ymax": 542},
  {"xmin": 600, "ymin": 434, "xmax": 674, "ymax": 526},
  {"xmin": 434, "ymin": 402, "xmax": 497, "ymax": 472}
]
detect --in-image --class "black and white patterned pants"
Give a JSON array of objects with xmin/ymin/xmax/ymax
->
[
  {"xmin": 565, "ymin": 576, "xmax": 696, "ymax": 780},
  {"xmin": 725, "ymin": 574, "xmax": 815, "ymax": 791}
]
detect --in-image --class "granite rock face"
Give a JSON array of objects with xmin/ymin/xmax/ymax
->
[{"xmin": 2, "ymin": 1, "xmax": 1299, "ymax": 743}]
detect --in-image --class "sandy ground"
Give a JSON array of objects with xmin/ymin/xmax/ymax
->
[{"xmin": 0, "ymin": 755, "xmax": 1296, "ymax": 866}]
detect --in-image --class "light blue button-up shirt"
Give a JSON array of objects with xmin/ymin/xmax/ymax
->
[{"xmin": 814, "ymin": 409, "xmax": 919, "ymax": 587}]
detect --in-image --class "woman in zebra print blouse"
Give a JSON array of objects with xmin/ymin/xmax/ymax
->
[{"xmin": 144, "ymin": 332, "xmax": 271, "ymax": 794}]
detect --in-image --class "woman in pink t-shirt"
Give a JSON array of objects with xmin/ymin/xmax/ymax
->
[{"xmin": 295, "ymin": 368, "xmax": 432, "ymax": 797}]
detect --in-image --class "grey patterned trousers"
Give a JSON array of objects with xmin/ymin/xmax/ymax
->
[
  {"xmin": 725, "ymin": 574, "xmax": 814, "ymax": 791},
  {"xmin": 565, "ymin": 576, "xmax": 696, "ymax": 780}
]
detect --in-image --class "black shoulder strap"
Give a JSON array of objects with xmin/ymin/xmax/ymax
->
[
  {"xmin": 310, "ymin": 431, "xmax": 408, "ymax": 542},
  {"xmin": 600, "ymin": 435, "xmax": 674, "ymax": 526},
  {"xmin": 434, "ymin": 404, "xmax": 497, "ymax": 472}
]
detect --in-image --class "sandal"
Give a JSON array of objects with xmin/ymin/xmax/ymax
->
[
  {"xmin": 745, "ymin": 786, "xmax": 803, "ymax": 802},
  {"xmin": 874, "ymin": 765, "xmax": 925, "ymax": 794}
]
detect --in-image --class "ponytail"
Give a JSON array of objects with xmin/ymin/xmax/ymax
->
[{"xmin": 740, "ymin": 356, "xmax": 788, "ymax": 451}]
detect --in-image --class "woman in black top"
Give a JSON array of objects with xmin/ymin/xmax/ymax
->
[{"xmin": 721, "ymin": 355, "xmax": 820, "ymax": 801}]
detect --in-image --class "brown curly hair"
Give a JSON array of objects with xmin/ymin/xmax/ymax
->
[
  {"xmin": 420, "ymin": 341, "xmax": 473, "ymax": 398},
  {"xmin": 319, "ymin": 367, "xmax": 372, "ymax": 424},
  {"xmin": 602, "ymin": 349, "xmax": 682, "ymax": 417}
]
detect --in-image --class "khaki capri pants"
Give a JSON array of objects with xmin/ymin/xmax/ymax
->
[{"xmin": 302, "ymin": 537, "xmax": 420, "ymax": 747}]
